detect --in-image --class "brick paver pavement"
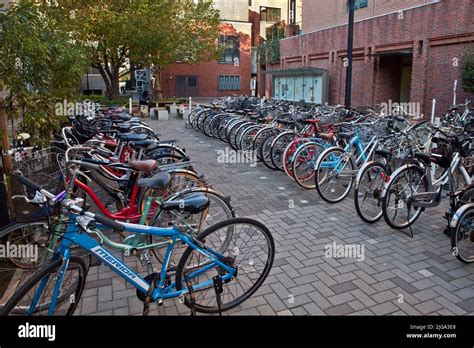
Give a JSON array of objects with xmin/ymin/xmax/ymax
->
[{"xmin": 76, "ymin": 115, "xmax": 474, "ymax": 316}]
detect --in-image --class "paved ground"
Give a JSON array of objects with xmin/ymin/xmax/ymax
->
[{"xmin": 76, "ymin": 115, "xmax": 474, "ymax": 316}]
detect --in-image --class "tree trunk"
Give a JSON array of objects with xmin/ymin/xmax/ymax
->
[
  {"xmin": 105, "ymin": 71, "xmax": 120, "ymax": 100},
  {"xmin": 153, "ymin": 69, "xmax": 164, "ymax": 100},
  {"xmin": 0, "ymin": 98, "xmax": 11, "ymax": 173},
  {"xmin": 97, "ymin": 63, "xmax": 121, "ymax": 100}
]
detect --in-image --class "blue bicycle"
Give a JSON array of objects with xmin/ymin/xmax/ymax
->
[
  {"xmin": 1, "ymin": 175, "xmax": 275, "ymax": 316},
  {"xmin": 314, "ymin": 123, "xmax": 381, "ymax": 203}
]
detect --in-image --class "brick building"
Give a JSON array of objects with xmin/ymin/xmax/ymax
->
[
  {"xmin": 261, "ymin": 0, "xmax": 474, "ymax": 115},
  {"xmin": 160, "ymin": 0, "xmax": 302, "ymax": 99}
]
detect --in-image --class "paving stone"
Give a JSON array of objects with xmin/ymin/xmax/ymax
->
[
  {"xmin": 370, "ymin": 302, "xmax": 398, "ymax": 315},
  {"xmin": 329, "ymin": 281, "xmax": 357, "ymax": 295},
  {"xmin": 456, "ymin": 297, "xmax": 474, "ymax": 312},
  {"xmin": 391, "ymin": 276, "xmax": 419, "ymax": 294},
  {"xmin": 76, "ymin": 117, "xmax": 474, "ymax": 316},
  {"xmin": 414, "ymin": 300, "xmax": 444, "ymax": 314},
  {"xmin": 324, "ymin": 303, "xmax": 354, "ymax": 315}
]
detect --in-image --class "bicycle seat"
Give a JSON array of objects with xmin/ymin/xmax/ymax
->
[
  {"xmin": 338, "ymin": 132, "xmax": 354, "ymax": 140},
  {"xmin": 118, "ymin": 113, "xmax": 132, "ymax": 121},
  {"xmin": 118, "ymin": 133, "xmax": 148, "ymax": 142},
  {"xmin": 414, "ymin": 152, "xmax": 431, "ymax": 164},
  {"xmin": 129, "ymin": 160, "xmax": 158, "ymax": 174},
  {"xmin": 137, "ymin": 171, "xmax": 170, "ymax": 189},
  {"xmin": 160, "ymin": 193, "xmax": 210, "ymax": 214},
  {"xmin": 318, "ymin": 132, "xmax": 334, "ymax": 141},
  {"xmin": 129, "ymin": 140, "xmax": 157, "ymax": 149},
  {"xmin": 375, "ymin": 149, "xmax": 392, "ymax": 159}
]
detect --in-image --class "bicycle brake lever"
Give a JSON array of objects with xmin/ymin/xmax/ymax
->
[{"xmin": 12, "ymin": 191, "xmax": 48, "ymax": 204}]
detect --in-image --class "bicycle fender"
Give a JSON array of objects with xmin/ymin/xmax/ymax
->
[
  {"xmin": 314, "ymin": 146, "xmax": 344, "ymax": 172},
  {"xmin": 450, "ymin": 203, "xmax": 474, "ymax": 229},
  {"xmin": 354, "ymin": 161, "xmax": 377, "ymax": 189},
  {"xmin": 380, "ymin": 163, "xmax": 421, "ymax": 198}
]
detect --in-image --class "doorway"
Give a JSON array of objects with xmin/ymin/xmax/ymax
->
[
  {"xmin": 175, "ymin": 76, "xmax": 199, "ymax": 97},
  {"xmin": 377, "ymin": 53, "xmax": 413, "ymax": 105}
]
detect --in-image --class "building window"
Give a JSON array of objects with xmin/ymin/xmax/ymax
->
[
  {"xmin": 260, "ymin": 7, "xmax": 281, "ymax": 22},
  {"xmin": 347, "ymin": 0, "xmax": 368, "ymax": 11},
  {"xmin": 219, "ymin": 35, "xmax": 240, "ymax": 64},
  {"xmin": 218, "ymin": 76, "xmax": 241, "ymax": 91}
]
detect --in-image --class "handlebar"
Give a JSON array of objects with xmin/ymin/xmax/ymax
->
[{"xmin": 14, "ymin": 174, "xmax": 126, "ymax": 232}]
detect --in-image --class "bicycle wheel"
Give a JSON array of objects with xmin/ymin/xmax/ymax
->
[
  {"xmin": 354, "ymin": 162, "xmax": 388, "ymax": 223},
  {"xmin": 227, "ymin": 121, "xmax": 247, "ymax": 145},
  {"xmin": 283, "ymin": 138, "xmax": 311, "ymax": 179},
  {"xmin": 293, "ymin": 142, "xmax": 324, "ymax": 189},
  {"xmin": 175, "ymin": 218, "xmax": 274, "ymax": 314},
  {"xmin": 0, "ymin": 222, "xmax": 51, "ymax": 309},
  {"xmin": 271, "ymin": 132, "xmax": 297, "ymax": 171},
  {"xmin": 218, "ymin": 116, "xmax": 236, "ymax": 141},
  {"xmin": 231, "ymin": 122, "xmax": 252, "ymax": 151},
  {"xmin": 210, "ymin": 114, "xmax": 227, "ymax": 138},
  {"xmin": 190, "ymin": 109, "xmax": 205, "ymax": 130},
  {"xmin": 149, "ymin": 189, "xmax": 236, "ymax": 268},
  {"xmin": 382, "ymin": 165, "xmax": 429, "ymax": 230},
  {"xmin": 240, "ymin": 125, "xmax": 261, "ymax": 154},
  {"xmin": 0, "ymin": 256, "xmax": 87, "ymax": 316},
  {"xmin": 203, "ymin": 113, "xmax": 217, "ymax": 137},
  {"xmin": 188, "ymin": 108, "xmax": 202, "ymax": 129},
  {"xmin": 452, "ymin": 206, "xmax": 474, "ymax": 263},
  {"xmin": 315, "ymin": 147, "xmax": 356, "ymax": 203},
  {"xmin": 253, "ymin": 127, "xmax": 275, "ymax": 161},
  {"xmin": 260, "ymin": 134, "xmax": 279, "ymax": 170}
]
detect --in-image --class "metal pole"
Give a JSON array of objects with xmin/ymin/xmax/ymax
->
[
  {"xmin": 86, "ymin": 68, "xmax": 90, "ymax": 95},
  {"xmin": 345, "ymin": 0, "xmax": 356, "ymax": 108}
]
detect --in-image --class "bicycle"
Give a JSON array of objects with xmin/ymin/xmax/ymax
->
[
  {"xmin": 381, "ymin": 123, "xmax": 473, "ymax": 231},
  {"xmin": 0, "ymin": 175, "xmax": 275, "ymax": 316}
]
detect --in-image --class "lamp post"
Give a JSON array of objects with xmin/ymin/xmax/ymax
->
[
  {"xmin": 86, "ymin": 68, "xmax": 90, "ymax": 95},
  {"xmin": 345, "ymin": 0, "xmax": 356, "ymax": 108}
]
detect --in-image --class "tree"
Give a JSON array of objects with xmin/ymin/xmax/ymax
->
[
  {"xmin": 48, "ymin": 0, "xmax": 221, "ymax": 99},
  {"xmin": 0, "ymin": 2, "xmax": 88, "ymax": 151},
  {"xmin": 461, "ymin": 50, "xmax": 474, "ymax": 94}
]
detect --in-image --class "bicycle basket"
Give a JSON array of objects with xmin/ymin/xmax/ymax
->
[
  {"xmin": 9, "ymin": 147, "xmax": 66, "ymax": 222},
  {"xmin": 431, "ymin": 145, "xmax": 452, "ymax": 169},
  {"xmin": 458, "ymin": 137, "xmax": 472, "ymax": 158}
]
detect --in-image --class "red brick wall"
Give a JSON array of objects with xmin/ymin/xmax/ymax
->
[
  {"xmin": 161, "ymin": 23, "xmax": 252, "ymax": 98},
  {"xmin": 302, "ymin": 0, "xmax": 436, "ymax": 33},
  {"xmin": 265, "ymin": 0, "xmax": 474, "ymax": 114}
]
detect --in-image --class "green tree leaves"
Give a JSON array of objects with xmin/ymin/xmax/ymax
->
[
  {"xmin": 0, "ymin": 2, "xmax": 88, "ymax": 145},
  {"xmin": 461, "ymin": 50, "xmax": 474, "ymax": 94}
]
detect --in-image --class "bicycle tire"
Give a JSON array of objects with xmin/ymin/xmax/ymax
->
[
  {"xmin": 175, "ymin": 217, "xmax": 275, "ymax": 314},
  {"xmin": 0, "ymin": 256, "xmax": 87, "ymax": 316}
]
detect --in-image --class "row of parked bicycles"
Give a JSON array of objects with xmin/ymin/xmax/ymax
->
[
  {"xmin": 190, "ymin": 96, "xmax": 474, "ymax": 263},
  {"xmin": 0, "ymin": 102, "xmax": 275, "ymax": 316}
]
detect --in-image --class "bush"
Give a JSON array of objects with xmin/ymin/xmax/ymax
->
[
  {"xmin": 80, "ymin": 95, "xmax": 130, "ymax": 107},
  {"xmin": 461, "ymin": 51, "xmax": 474, "ymax": 94}
]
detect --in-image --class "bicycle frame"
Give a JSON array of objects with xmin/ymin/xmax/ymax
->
[
  {"xmin": 74, "ymin": 179, "xmax": 146, "ymax": 223},
  {"xmin": 382, "ymin": 153, "xmax": 472, "ymax": 210},
  {"xmin": 28, "ymin": 215, "xmax": 236, "ymax": 315},
  {"xmin": 318, "ymin": 134, "xmax": 377, "ymax": 174}
]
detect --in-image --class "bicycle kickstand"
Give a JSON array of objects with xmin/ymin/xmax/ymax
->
[
  {"xmin": 212, "ymin": 275, "xmax": 224, "ymax": 316},
  {"xmin": 184, "ymin": 274, "xmax": 196, "ymax": 317}
]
